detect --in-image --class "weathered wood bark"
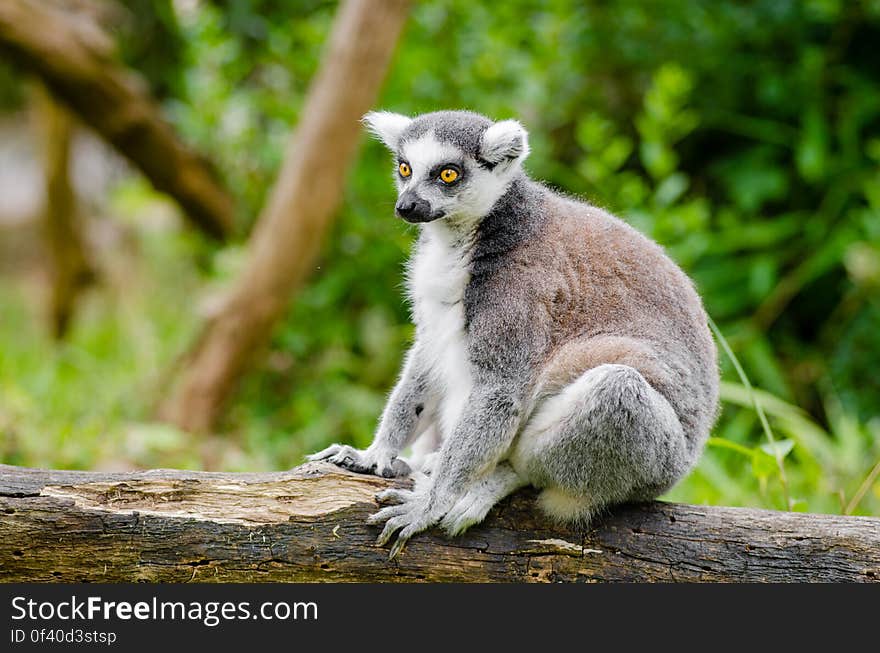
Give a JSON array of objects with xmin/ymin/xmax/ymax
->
[
  {"xmin": 1, "ymin": 462, "xmax": 878, "ymax": 583},
  {"xmin": 0, "ymin": 0, "xmax": 233, "ymax": 240},
  {"xmin": 33, "ymin": 82, "xmax": 96, "ymax": 338},
  {"xmin": 157, "ymin": 0, "xmax": 410, "ymax": 433}
]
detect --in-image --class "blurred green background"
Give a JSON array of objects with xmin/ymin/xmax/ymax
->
[{"xmin": 0, "ymin": 0, "xmax": 878, "ymax": 516}]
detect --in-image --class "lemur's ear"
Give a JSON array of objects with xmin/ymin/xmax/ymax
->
[
  {"xmin": 480, "ymin": 119, "xmax": 530, "ymax": 167},
  {"xmin": 362, "ymin": 111, "xmax": 412, "ymax": 151}
]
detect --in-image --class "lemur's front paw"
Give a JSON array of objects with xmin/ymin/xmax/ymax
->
[
  {"xmin": 368, "ymin": 490, "xmax": 443, "ymax": 559},
  {"xmin": 307, "ymin": 444, "xmax": 411, "ymax": 478}
]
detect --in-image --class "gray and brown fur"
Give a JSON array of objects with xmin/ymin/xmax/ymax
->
[{"xmin": 309, "ymin": 110, "xmax": 719, "ymax": 556}]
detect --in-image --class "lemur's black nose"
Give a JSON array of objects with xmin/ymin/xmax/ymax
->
[
  {"xmin": 396, "ymin": 199, "xmax": 417, "ymax": 216},
  {"xmin": 395, "ymin": 196, "xmax": 433, "ymax": 222}
]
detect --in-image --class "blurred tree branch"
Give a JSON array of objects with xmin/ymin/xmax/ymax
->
[
  {"xmin": 0, "ymin": 0, "xmax": 233, "ymax": 240},
  {"xmin": 32, "ymin": 82, "xmax": 96, "ymax": 338},
  {"xmin": 158, "ymin": 0, "xmax": 411, "ymax": 433}
]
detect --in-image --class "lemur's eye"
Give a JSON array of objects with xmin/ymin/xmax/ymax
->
[
  {"xmin": 439, "ymin": 168, "xmax": 459, "ymax": 183},
  {"xmin": 398, "ymin": 162, "xmax": 411, "ymax": 178}
]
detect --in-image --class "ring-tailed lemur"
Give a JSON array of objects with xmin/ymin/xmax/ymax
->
[{"xmin": 309, "ymin": 110, "xmax": 719, "ymax": 558}]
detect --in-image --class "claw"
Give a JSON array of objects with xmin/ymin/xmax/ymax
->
[
  {"xmin": 388, "ymin": 523, "xmax": 421, "ymax": 559},
  {"xmin": 389, "ymin": 535, "xmax": 409, "ymax": 560},
  {"xmin": 376, "ymin": 515, "xmax": 406, "ymax": 546}
]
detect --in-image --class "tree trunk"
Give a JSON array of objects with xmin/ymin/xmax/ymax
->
[
  {"xmin": 0, "ymin": 0, "xmax": 233, "ymax": 240},
  {"xmin": 1, "ymin": 462, "xmax": 878, "ymax": 582},
  {"xmin": 32, "ymin": 82, "xmax": 96, "ymax": 338},
  {"xmin": 157, "ymin": 0, "xmax": 410, "ymax": 433}
]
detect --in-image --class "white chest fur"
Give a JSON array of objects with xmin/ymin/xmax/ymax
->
[{"xmin": 407, "ymin": 224, "xmax": 474, "ymax": 440}]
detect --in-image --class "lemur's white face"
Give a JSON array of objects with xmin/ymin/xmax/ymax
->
[{"xmin": 363, "ymin": 111, "xmax": 530, "ymax": 226}]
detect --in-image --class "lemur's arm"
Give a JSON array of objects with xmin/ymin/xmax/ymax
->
[
  {"xmin": 308, "ymin": 344, "xmax": 434, "ymax": 478},
  {"xmin": 369, "ymin": 376, "xmax": 529, "ymax": 557},
  {"xmin": 431, "ymin": 380, "xmax": 525, "ymax": 499}
]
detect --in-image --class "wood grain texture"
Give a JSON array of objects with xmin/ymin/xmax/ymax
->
[{"xmin": 1, "ymin": 462, "xmax": 878, "ymax": 583}]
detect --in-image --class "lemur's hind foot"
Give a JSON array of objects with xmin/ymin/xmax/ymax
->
[{"xmin": 513, "ymin": 363, "xmax": 690, "ymax": 522}]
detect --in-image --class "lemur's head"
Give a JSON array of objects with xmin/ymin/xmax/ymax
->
[{"xmin": 363, "ymin": 110, "xmax": 530, "ymax": 225}]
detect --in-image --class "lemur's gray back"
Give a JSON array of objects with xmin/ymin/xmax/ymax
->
[{"xmin": 462, "ymin": 174, "xmax": 718, "ymax": 456}]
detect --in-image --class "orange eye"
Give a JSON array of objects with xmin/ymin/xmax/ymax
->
[
  {"xmin": 398, "ymin": 162, "xmax": 411, "ymax": 177},
  {"xmin": 440, "ymin": 168, "xmax": 459, "ymax": 183}
]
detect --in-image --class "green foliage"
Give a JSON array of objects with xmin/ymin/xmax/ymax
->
[
  {"xmin": 0, "ymin": 60, "xmax": 23, "ymax": 110},
  {"xmin": 0, "ymin": 0, "xmax": 878, "ymax": 515},
  {"xmin": 0, "ymin": 216, "xmax": 206, "ymax": 470},
  {"xmin": 116, "ymin": 0, "xmax": 187, "ymax": 99}
]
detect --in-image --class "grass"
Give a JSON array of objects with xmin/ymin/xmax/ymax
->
[
  {"xmin": 665, "ymin": 378, "xmax": 880, "ymax": 515},
  {"xmin": 708, "ymin": 315, "xmax": 792, "ymax": 510}
]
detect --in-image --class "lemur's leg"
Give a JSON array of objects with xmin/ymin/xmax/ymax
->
[{"xmin": 510, "ymin": 363, "xmax": 689, "ymax": 523}]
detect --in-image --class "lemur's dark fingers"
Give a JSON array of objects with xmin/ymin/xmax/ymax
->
[
  {"xmin": 375, "ymin": 488, "xmax": 412, "ymax": 505},
  {"xmin": 326, "ymin": 447, "xmax": 373, "ymax": 473},
  {"xmin": 335, "ymin": 456, "xmax": 369, "ymax": 472}
]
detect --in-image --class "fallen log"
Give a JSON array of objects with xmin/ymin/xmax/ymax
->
[
  {"xmin": 0, "ymin": 462, "xmax": 878, "ymax": 582},
  {"xmin": 0, "ymin": 0, "xmax": 234, "ymax": 240}
]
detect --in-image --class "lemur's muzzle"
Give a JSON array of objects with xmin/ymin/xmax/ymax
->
[{"xmin": 395, "ymin": 193, "xmax": 442, "ymax": 223}]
